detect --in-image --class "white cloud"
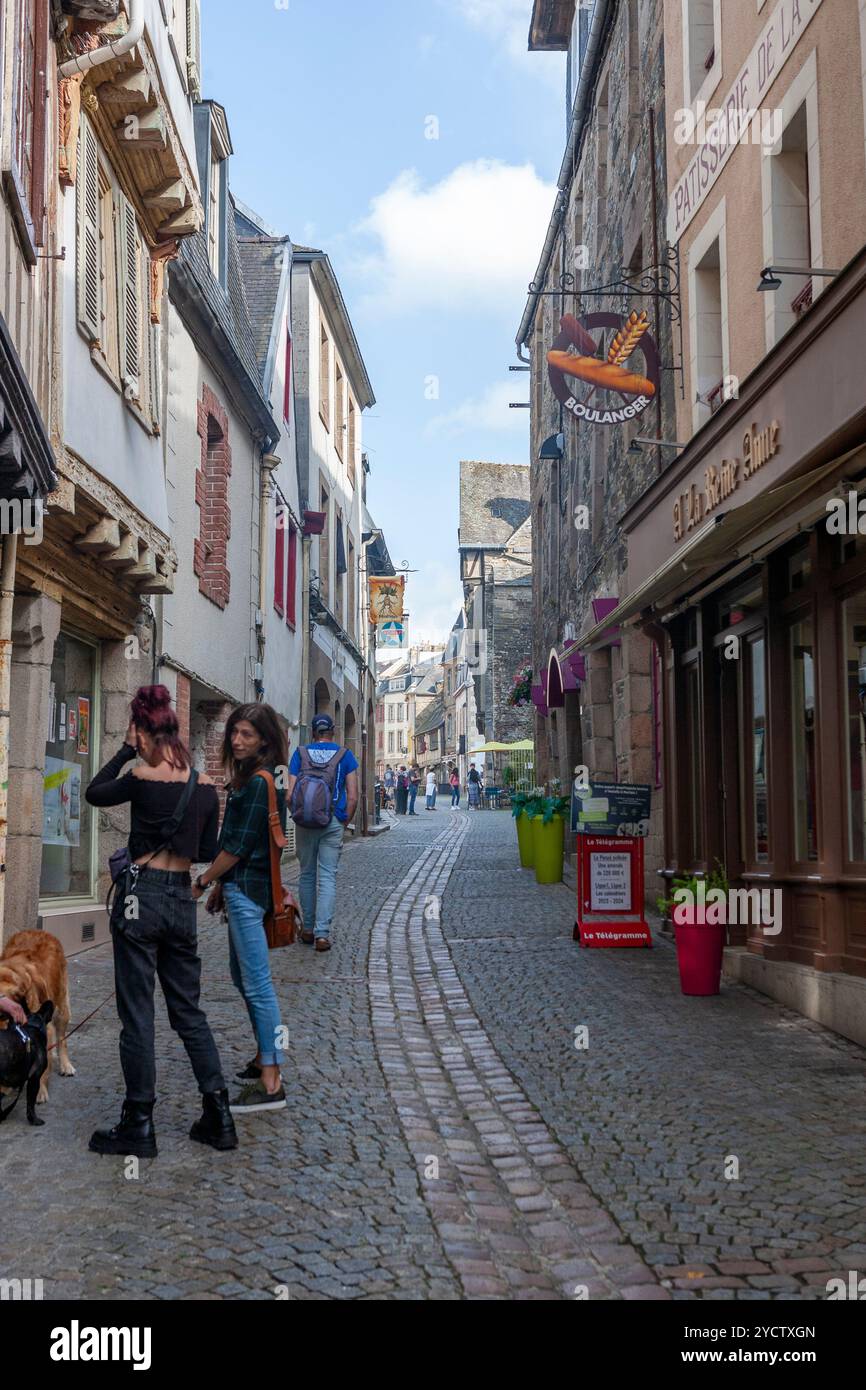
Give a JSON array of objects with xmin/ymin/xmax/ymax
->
[
  {"xmin": 354, "ymin": 160, "xmax": 556, "ymax": 316},
  {"xmin": 426, "ymin": 381, "xmax": 529, "ymax": 438},
  {"xmin": 443, "ymin": 0, "xmax": 566, "ymax": 88}
]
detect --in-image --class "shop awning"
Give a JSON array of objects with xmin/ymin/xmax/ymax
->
[
  {"xmin": 576, "ymin": 450, "xmax": 861, "ymax": 649},
  {"xmin": 472, "ymin": 740, "xmax": 534, "ymax": 753}
]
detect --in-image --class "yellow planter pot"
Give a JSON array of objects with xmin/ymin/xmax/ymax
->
[
  {"xmin": 515, "ymin": 812, "xmax": 535, "ymax": 868},
  {"xmin": 532, "ymin": 814, "xmax": 564, "ymax": 884}
]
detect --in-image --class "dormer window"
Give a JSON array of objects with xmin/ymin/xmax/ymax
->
[
  {"xmin": 195, "ymin": 102, "xmax": 232, "ymax": 289},
  {"xmin": 208, "ymin": 152, "xmax": 222, "ymax": 275}
]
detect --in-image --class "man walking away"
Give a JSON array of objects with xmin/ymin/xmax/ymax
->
[
  {"xmin": 395, "ymin": 765, "xmax": 409, "ymax": 815},
  {"xmin": 287, "ymin": 715, "xmax": 358, "ymax": 952},
  {"xmin": 408, "ymin": 766, "xmax": 421, "ymax": 815},
  {"xmin": 425, "ymin": 769, "xmax": 437, "ymax": 810}
]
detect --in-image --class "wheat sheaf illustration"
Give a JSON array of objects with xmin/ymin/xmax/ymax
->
[{"xmin": 607, "ymin": 310, "xmax": 650, "ymax": 366}]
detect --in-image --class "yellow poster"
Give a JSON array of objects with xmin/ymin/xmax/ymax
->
[{"xmin": 369, "ymin": 575, "xmax": 405, "ymax": 624}]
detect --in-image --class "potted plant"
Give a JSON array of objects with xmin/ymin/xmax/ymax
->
[
  {"xmin": 657, "ymin": 862, "xmax": 729, "ymax": 996},
  {"xmin": 507, "ymin": 664, "xmax": 533, "ymax": 708},
  {"xmin": 532, "ymin": 785, "xmax": 570, "ymax": 885},
  {"xmin": 512, "ymin": 790, "xmax": 542, "ymax": 868}
]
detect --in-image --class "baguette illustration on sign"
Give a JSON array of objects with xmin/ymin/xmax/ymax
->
[{"xmin": 547, "ymin": 311, "xmax": 660, "ymax": 426}]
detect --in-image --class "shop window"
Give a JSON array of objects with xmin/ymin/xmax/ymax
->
[
  {"xmin": 786, "ymin": 539, "xmax": 812, "ymax": 593},
  {"xmin": 790, "ymin": 619, "xmax": 818, "ymax": 862},
  {"xmin": 749, "ymin": 637, "xmax": 770, "ymax": 864},
  {"xmin": 40, "ymin": 633, "xmax": 98, "ymax": 902},
  {"xmin": 844, "ymin": 597, "xmax": 866, "ymax": 862}
]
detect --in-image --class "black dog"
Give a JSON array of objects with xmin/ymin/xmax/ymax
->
[{"xmin": 0, "ymin": 1001, "xmax": 54, "ymax": 1126}]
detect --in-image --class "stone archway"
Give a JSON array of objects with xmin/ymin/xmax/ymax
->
[
  {"xmin": 314, "ymin": 678, "xmax": 332, "ymax": 717},
  {"xmin": 334, "ymin": 698, "xmax": 342, "ymax": 741},
  {"xmin": 344, "ymin": 704, "xmax": 357, "ymax": 758}
]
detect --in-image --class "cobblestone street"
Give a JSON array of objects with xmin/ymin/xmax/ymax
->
[{"xmin": 3, "ymin": 809, "xmax": 866, "ymax": 1301}]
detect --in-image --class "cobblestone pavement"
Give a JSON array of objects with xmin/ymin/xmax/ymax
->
[
  {"xmin": 1, "ymin": 808, "xmax": 864, "ymax": 1300},
  {"xmin": 442, "ymin": 811, "xmax": 866, "ymax": 1300}
]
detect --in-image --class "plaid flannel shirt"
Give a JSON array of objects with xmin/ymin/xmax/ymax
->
[{"xmin": 218, "ymin": 769, "xmax": 287, "ymax": 911}]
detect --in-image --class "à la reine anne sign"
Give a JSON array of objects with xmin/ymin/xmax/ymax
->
[{"xmin": 668, "ymin": 0, "xmax": 825, "ymax": 244}]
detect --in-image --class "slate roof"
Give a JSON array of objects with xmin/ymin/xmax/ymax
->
[
  {"xmin": 414, "ymin": 695, "xmax": 445, "ymax": 738},
  {"xmin": 170, "ymin": 194, "xmax": 278, "ymax": 442},
  {"xmin": 459, "ymin": 461, "xmax": 531, "ymax": 548},
  {"xmin": 235, "ymin": 236, "xmax": 286, "ymax": 382}
]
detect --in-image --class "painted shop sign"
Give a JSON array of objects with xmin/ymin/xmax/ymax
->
[
  {"xmin": 547, "ymin": 311, "xmax": 660, "ymax": 427},
  {"xmin": 673, "ymin": 420, "xmax": 781, "ymax": 542},
  {"xmin": 669, "ymin": 0, "xmax": 825, "ymax": 243}
]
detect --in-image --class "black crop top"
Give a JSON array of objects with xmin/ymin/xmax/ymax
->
[{"xmin": 85, "ymin": 743, "xmax": 220, "ymax": 863}]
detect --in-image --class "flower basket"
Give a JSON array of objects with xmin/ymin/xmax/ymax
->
[{"xmin": 507, "ymin": 664, "xmax": 533, "ymax": 708}]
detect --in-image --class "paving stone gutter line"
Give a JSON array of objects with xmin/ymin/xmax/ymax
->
[{"xmin": 368, "ymin": 815, "xmax": 667, "ymax": 1300}]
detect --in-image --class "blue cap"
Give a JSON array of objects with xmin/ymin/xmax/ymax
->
[{"xmin": 312, "ymin": 714, "xmax": 335, "ymax": 733}]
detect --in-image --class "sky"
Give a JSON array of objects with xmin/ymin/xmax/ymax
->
[{"xmin": 203, "ymin": 0, "xmax": 566, "ymax": 643}]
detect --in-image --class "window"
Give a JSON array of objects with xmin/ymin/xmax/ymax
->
[
  {"xmin": 76, "ymin": 115, "xmax": 159, "ymax": 428},
  {"xmin": 40, "ymin": 633, "xmax": 99, "ymax": 902},
  {"xmin": 388, "ymin": 704, "xmax": 395, "ymax": 723},
  {"xmin": 283, "ymin": 332, "xmax": 293, "ymax": 423},
  {"xmin": 347, "ymin": 533, "xmax": 355, "ymax": 638},
  {"xmin": 274, "ymin": 507, "xmax": 286, "ymax": 617},
  {"xmin": 791, "ymin": 619, "xmax": 818, "ymax": 862},
  {"xmin": 749, "ymin": 637, "xmax": 770, "ymax": 863},
  {"xmin": 768, "ymin": 103, "xmax": 813, "ymax": 344},
  {"xmin": 335, "ymin": 362, "xmax": 345, "ymax": 458},
  {"xmin": 319, "ymin": 322, "xmax": 331, "ymax": 429},
  {"xmin": 208, "ymin": 154, "xmax": 222, "ymax": 276},
  {"xmin": 684, "ymin": 0, "xmax": 719, "ymax": 105},
  {"xmin": 286, "ymin": 522, "xmax": 298, "ymax": 629},
  {"xmin": 347, "ymin": 399, "xmax": 357, "ymax": 487},
  {"xmin": 7, "ymin": 0, "xmax": 50, "ymax": 259},
  {"xmin": 388, "ymin": 732, "xmax": 395, "ymax": 754},
  {"xmin": 171, "ymin": 1, "xmax": 202, "ymax": 99},
  {"xmin": 694, "ymin": 236, "xmax": 724, "ymax": 421}
]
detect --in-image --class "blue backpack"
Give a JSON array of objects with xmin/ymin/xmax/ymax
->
[{"xmin": 290, "ymin": 746, "xmax": 346, "ymax": 828}]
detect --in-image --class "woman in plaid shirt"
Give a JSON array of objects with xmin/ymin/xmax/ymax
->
[{"xmin": 192, "ymin": 703, "xmax": 289, "ymax": 1115}]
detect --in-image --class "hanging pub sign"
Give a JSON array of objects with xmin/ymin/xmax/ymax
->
[
  {"xmin": 379, "ymin": 620, "xmax": 407, "ymax": 649},
  {"xmin": 547, "ymin": 311, "xmax": 660, "ymax": 427},
  {"xmin": 369, "ymin": 575, "xmax": 405, "ymax": 625}
]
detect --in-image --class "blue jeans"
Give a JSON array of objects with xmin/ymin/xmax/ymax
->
[
  {"xmin": 451, "ymin": 787, "xmax": 460, "ymax": 806},
  {"xmin": 297, "ymin": 818, "xmax": 345, "ymax": 940},
  {"xmin": 408, "ymin": 785, "xmax": 418, "ymax": 813},
  {"xmin": 223, "ymin": 884, "xmax": 284, "ymax": 1067}
]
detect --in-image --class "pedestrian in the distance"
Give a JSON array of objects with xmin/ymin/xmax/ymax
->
[
  {"xmin": 425, "ymin": 769, "xmax": 437, "ymax": 810},
  {"xmin": 468, "ymin": 765, "xmax": 483, "ymax": 809},
  {"xmin": 384, "ymin": 765, "xmax": 395, "ymax": 811},
  {"xmin": 193, "ymin": 702, "xmax": 290, "ymax": 1116},
  {"xmin": 449, "ymin": 766, "xmax": 460, "ymax": 807},
  {"xmin": 408, "ymin": 765, "xmax": 421, "ymax": 815},
  {"xmin": 286, "ymin": 714, "xmax": 359, "ymax": 952},
  {"xmin": 396, "ymin": 765, "xmax": 409, "ymax": 815},
  {"xmin": 85, "ymin": 684, "xmax": 236, "ymax": 1157}
]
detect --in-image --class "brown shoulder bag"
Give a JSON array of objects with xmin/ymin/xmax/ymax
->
[{"xmin": 254, "ymin": 770, "xmax": 299, "ymax": 949}]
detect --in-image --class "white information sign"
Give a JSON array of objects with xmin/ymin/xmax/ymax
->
[{"xmin": 590, "ymin": 852, "xmax": 631, "ymax": 913}]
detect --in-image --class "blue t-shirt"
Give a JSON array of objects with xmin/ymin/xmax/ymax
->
[{"xmin": 289, "ymin": 743, "xmax": 359, "ymax": 823}]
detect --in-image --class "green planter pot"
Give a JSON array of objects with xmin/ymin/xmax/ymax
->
[
  {"xmin": 515, "ymin": 811, "xmax": 535, "ymax": 869},
  {"xmin": 533, "ymin": 814, "xmax": 564, "ymax": 884}
]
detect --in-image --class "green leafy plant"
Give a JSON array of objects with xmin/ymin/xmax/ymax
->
[
  {"xmin": 541, "ymin": 794, "xmax": 570, "ymax": 824},
  {"xmin": 656, "ymin": 860, "xmax": 730, "ymax": 919},
  {"xmin": 512, "ymin": 790, "xmax": 543, "ymax": 820},
  {"xmin": 502, "ymin": 764, "xmax": 515, "ymax": 786}
]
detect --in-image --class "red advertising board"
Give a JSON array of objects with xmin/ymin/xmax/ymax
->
[{"xmin": 574, "ymin": 835, "xmax": 652, "ymax": 948}]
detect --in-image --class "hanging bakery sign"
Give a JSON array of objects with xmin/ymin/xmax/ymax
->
[{"xmin": 547, "ymin": 311, "xmax": 660, "ymax": 427}]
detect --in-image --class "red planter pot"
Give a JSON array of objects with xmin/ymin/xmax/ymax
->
[{"xmin": 673, "ymin": 908, "xmax": 725, "ymax": 996}]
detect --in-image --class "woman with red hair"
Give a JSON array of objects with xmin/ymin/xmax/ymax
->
[{"xmin": 84, "ymin": 685, "xmax": 236, "ymax": 1158}]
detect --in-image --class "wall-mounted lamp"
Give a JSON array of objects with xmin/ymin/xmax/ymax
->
[
  {"xmin": 757, "ymin": 265, "xmax": 841, "ymax": 292},
  {"xmin": 539, "ymin": 432, "xmax": 564, "ymax": 460},
  {"xmin": 628, "ymin": 436, "xmax": 687, "ymax": 456}
]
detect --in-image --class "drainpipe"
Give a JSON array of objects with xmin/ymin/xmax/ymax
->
[
  {"xmin": 59, "ymin": 0, "xmax": 145, "ymax": 79},
  {"xmin": 0, "ymin": 534, "xmax": 18, "ymax": 949}
]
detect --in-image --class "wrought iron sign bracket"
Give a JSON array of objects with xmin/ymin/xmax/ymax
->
[{"xmin": 528, "ymin": 244, "xmax": 685, "ymax": 399}]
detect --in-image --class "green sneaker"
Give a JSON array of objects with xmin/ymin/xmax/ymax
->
[{"xmin": 229, "ymin": 1080, "xmax": 287, "ymax": 1114}]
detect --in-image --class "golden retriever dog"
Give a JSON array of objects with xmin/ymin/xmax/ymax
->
[{"xmin": 0, "ymin": 930, "xmax": 75, "ymax": 1102}]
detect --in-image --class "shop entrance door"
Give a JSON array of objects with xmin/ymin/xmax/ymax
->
[{"xmin": 716, "ymin": 646, "xmax": 744, "ymax": 883}]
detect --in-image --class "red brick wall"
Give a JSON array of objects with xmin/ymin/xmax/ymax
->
[
  {"xmin": 198, "ymin": 699, "xmax": 233, "ymax": 819},
  {"xmin": 176, "ymin": 673, "xmax": 191, "ymax": 747},
  {"xmin": 193, "ymin": 384, "xmax": 232, "ymax": 609}
]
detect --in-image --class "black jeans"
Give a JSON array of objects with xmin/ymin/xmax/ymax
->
[{"xmin": 110, "ymin": 867, "xmax": 225, "ymax": 1102}]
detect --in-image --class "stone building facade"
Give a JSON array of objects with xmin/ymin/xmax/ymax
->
[{"xmin": 517, "ymin": 0, "xmax": 677, "ymax": 882}]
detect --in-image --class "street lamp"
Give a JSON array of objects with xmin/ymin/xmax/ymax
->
[
  {"xmin": 628, "ymin": 436, "xmax": 688, "ymax": 456},
  {"xmin": 757, "ymin": 265, "xmax": 841, "ymax": 291}
]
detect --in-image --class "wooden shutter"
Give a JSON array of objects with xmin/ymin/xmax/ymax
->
[
  {"xmin": 116, "ymin": 194, "xmax": 142, "ymax": 390},
  {"xmin": 287, "ymin": 524, "xmax": 298, "ymax": 628},
  {"xmin": 76, "ymin": 116, "xmax": 101, "ymax": 343},
  {"xmin": 274, "ymin": 506, "xmax": 285, "ymax": 616},
  {"xmin": 149, "ymin": 322, "xmax": 162, "ymax": 431}
]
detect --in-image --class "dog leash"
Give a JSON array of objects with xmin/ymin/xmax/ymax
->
[{"xmin": 46, "ymin": 991, "xmax": 116, "ymax": 1052}]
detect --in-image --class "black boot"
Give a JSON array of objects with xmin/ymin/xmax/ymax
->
[
  {"xmin": 190, "ymin": 1089, "xmax": 239, "ymax": 1151},
  {"xmin": 89, "ymin": 1100, "xmax": 157, "ymax": 1158}
]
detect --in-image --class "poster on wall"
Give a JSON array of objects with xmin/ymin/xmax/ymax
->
[
  {"xmin": 369, "ymin": 576, "xmax": 405, "ymax": 625},
  {"xmin": 572, "ymin": 781, "xmax": 651, "ymax": 836},
  {"xmin": 548, "ymin": 311, "xmax": 660, "ymax": 429},
  {"xmin": 77, "ymin": 697, "xmax": 90, "ymax": 755},
  {"xmin": 42, "ymin": 758, "xmax": 81, "ymax": 849},
  {"xmin": 67, "ymin": 707, "xmax": 78, "ymax": 741}
]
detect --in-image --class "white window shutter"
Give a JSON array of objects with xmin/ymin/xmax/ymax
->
[
  {"xmin": 76, "ymin": 115, "xmax": 101, "ymax": 343},
  {"xmin": 149, "ymin": 322, "xmax": 162, "ymax": 430},
  {"xmin": 116, "ymin": 193, "xmax": 141, "ymax": 392},
  {"xmin": 187, "ymin": 0, "xmax": 202, "ymax": 99}
]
